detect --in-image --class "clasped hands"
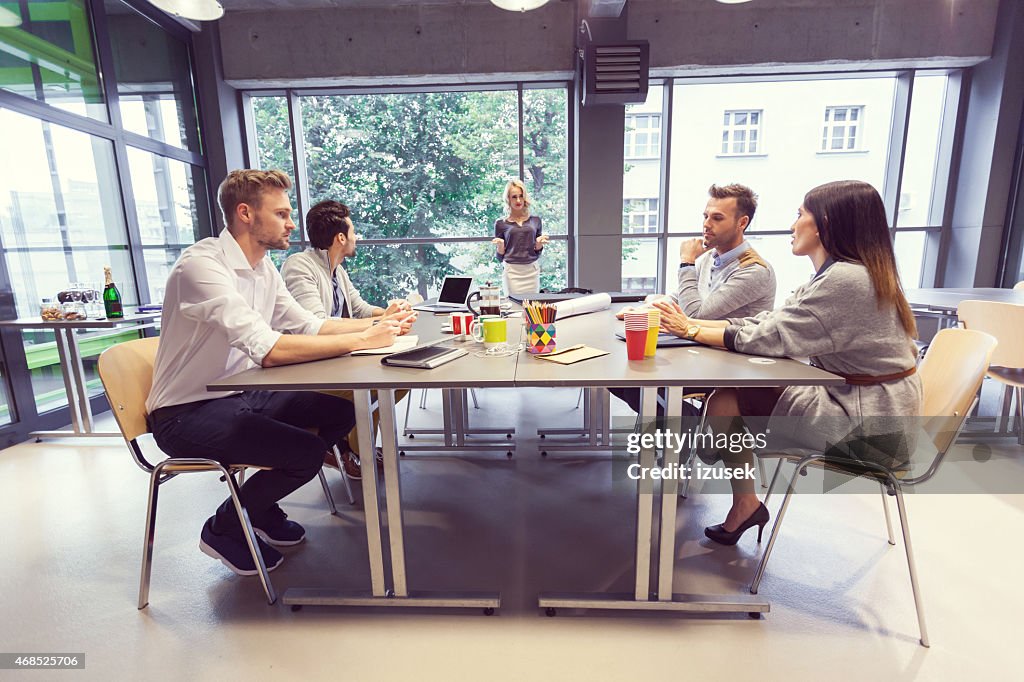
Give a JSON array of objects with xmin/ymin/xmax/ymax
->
[{"xmin": 615, "ymin": 300, "xmax": 691, "ymax": 338}]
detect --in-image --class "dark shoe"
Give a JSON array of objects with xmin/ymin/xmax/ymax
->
[
  {"xmin": 199, "ymin": 517, "xmax": 283, "ymax": 576},
  {"xmin": 253, "ymin": 506, "xmax": 306, "ymax": 547},
  {"xmin": 704, "ymin": 503, "xmax": 770, "ymax": 546}
]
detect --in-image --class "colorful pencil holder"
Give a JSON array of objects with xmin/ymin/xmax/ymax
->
[{"xmin": 527, "ymin": 322, "xmax": 557, "ymax": 354}]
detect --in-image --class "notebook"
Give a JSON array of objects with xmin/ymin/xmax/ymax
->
[
  {"xmin": 615, "ymin": 331, "xmax": 701, "ymax": 348},
  {"xmin": 380, "ymin": 344, "xmax": 468, "ymax": 369},
  {"xmin": 412, "ymin": 276, "xmax": 473, "ymax": 312}
]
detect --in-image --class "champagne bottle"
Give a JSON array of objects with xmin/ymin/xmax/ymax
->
[{"xmin": 103, "ymin": 266, "xmax": 124, "ymax": 319}]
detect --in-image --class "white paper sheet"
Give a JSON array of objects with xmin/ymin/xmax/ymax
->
[{"xmin": 350, "ymin": 335, "xmax": 419, "ymax": 355}]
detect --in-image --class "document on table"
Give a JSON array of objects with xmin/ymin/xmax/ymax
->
[
  {"xmin": 351, "ymin": 335, "xmax": 419, "ymax": 355},
  {"xmin": 534, "ymin": 344, "xmax": 609, "ymax": 365}
]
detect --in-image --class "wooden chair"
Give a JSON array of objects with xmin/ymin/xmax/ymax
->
[
  {"xmin": 956, "ymin": 300, "xmax": 1024, "ymax": 444},
  {"xmin": 98, "ymin": 338, "xmax": 343, "ymax": 608},
  {"xmin": 751, "ymin": 328, "xmax": 997, "ymax": 647}
]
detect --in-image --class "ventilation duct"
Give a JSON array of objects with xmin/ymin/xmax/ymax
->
[{"xmin": 581, "ymin": 40, "xmax": 650, "ymax": 106}]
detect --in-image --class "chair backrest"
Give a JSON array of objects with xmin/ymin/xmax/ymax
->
[
  {"xmin": 918, "ymin": 327, "xmax": 996, "ymax": 456},
  {"xmin": 1014, "ymin": 281, "xmax": 1024, "ymax": 291},
  {"xmin": 98, "ymin": 337, "xmax": 159, "ymax": 444},
  {"xmin": 956, "ymin": 299, "xmax": 1024, "ymax": 368}
]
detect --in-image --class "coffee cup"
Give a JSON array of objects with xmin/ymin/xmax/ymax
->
[
  {"xmin": 449, "ymin": 311, "xmax": 474, "ymax": 341},
  {"xmin": 472, "ymin": 315, "xmax": 507, "ymax": 348}
]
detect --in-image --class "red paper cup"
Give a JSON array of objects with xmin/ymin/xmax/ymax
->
[{"xmin": 625, "ymin": 328, "xmax": 647, "ymax": 360}]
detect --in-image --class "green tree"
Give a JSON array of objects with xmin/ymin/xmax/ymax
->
[{"xmin": 251, "ymin": 87, "xmax": 570, "ymax": 303}]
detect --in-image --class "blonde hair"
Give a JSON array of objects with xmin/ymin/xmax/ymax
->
[
  {"xmin": 217, "ymin": 169, "xmax": 292, "ymax": 227},
  {"xmin": 503, "ymin": 178, "xmax": 531, "ymax": 216}
]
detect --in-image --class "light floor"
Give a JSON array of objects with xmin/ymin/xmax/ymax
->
[{"xmin": 1, "ymin": 387, "xmax": 1021, "ymax": 681}]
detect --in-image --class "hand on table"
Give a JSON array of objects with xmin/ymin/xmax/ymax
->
[
  {"xmin": 380, "ymin": 308, "xmax": 417, "ymax": 335},
  {"xmin": 360, "ymin": 319, "xmax": 400, "ymax": 349},
  {"xmin": 652, "ymin": 300, "xmax": 691, "ymax": 337}
]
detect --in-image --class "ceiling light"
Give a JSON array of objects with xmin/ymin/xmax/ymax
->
[
  {"xmin": 490, "ymin": 0, "xmax": 551, "ymax": 12},
  {"xmin": 147, "ymin": 0, "xmax": 225, "ymax": 21},
  {"xmin": 0, "ymin": 6, "xmax": 22, "ymax": 27}
]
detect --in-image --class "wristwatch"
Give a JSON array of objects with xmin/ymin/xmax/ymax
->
[
  {"xmin": 679, "ymin": 262, "xmax": 695, "ymax": 269},
  {"xmin": 684, "ymin": 324, "xmax": 701, "ymax": 340}
]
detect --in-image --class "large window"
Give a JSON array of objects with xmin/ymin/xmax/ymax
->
[
  {"xmin": 247, "ymin": 84, "xmax": 570, "ymax": 298},
  {"xmin": 0, "ymin": 0, "xmax": 209, "ymax": 438},
  {"xmin": 621, "ymin": 73, "xmax": 958, "ymax": 302}
]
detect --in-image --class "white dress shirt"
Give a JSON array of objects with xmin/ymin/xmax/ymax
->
[{"xmin": 146, "ymin": 229, "xmax": 324, "ymax": 413}]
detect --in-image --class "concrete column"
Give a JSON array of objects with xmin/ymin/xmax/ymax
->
[
  {"xmin": 943, "ymin": 0, "xmax": 1024, "ymax": 287},
  {"xmin": 573, "ymin": 14, "xmax": 627, "ymax": 291},
  {"xmin": 192, "ymin": 24, "xmax": 246, "ymax": 233}
]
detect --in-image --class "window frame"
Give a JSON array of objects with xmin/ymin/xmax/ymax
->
[{"xmin": 0, "ymin": 0, "xmax": 211, "ymax": 445}]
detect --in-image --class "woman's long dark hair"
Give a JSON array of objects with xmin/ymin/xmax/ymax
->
[{"xmin": 803, "ymin": 180, "xmax": 917, "ymax": 337}]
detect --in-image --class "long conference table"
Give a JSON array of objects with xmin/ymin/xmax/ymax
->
[{"xmin": 209, "ymin": 307, "xmax": 842, "ymax": 616}]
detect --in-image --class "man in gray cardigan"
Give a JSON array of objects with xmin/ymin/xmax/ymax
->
[
  {"xmin": 281, "ymin": 200, "xmax": 413, "ymax": 478},
  {"xmin": 671, "ymin": 184, "xmax": 777, "ymax": 318},
  {"xmin": 614, "ymin": 184, "xmax": 777, "ymax": 414}
]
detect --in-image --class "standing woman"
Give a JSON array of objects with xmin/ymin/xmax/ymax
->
[
  {"xmin": 654, "ymin": 180, "xmax": 922, "ymax": 545},
  {"xmin": 492, "ymin": 179, "xmax": 549, "ymax": 295}
]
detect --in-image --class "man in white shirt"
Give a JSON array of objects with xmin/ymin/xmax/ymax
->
[
  {"xmin": 281, "ymin": 200, "xmax": 412, "ymax": 478},
  {"xmin": 146, "ymin": 169, "xmax": 411, "ymax": 577}
]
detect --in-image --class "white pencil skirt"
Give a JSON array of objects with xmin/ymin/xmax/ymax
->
[{"xmin": 502, "ymin": 261, "xmax": 541, "ymax": 295}]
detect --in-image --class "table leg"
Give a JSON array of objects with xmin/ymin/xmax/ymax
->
[
  {"xmin": 633, "ymin": 386, "xmax": 658, "ymax": 600},
  {"xmin": 52, "ymin": 328, "xmax": 85, "ymax": 434},
  {"xmin": 657, "ymin": 387, "xmax": 683, "ymax": 600}
]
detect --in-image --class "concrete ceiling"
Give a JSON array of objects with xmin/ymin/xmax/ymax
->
[{"xmin": 219, "ymin": 0, "xmax": 499, "ymax": 9}]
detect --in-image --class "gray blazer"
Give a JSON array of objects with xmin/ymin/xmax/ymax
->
[
  {"xmin": 280, "ymin": 248, "xmax": 377, "ymax": 319},
  {"xmin": 724, "ymin": 261, "xmax": 923, "ymax": 460}
]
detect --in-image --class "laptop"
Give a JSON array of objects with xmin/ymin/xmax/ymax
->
[
  {"xmin": 615, "ymin": 330, "xmax": 700, "ymax": 348},
  {"xmin": 510, "ymin": 291, "xmax": 648, "ymax": 304},
  {"xmin": 412, "ymin": 276, "xmax": 474, "ymax": 312}
]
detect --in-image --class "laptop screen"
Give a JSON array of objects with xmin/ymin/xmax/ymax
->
[{"xmin": 438, "ymin": 276, "xmax": 473, "ymax": 304}]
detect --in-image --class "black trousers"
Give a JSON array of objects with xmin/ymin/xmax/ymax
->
[{"xmin": 150, "ymin": 391, "xmax": 354, "ymax": 534}]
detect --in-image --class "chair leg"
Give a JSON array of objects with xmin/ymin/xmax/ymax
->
[
  {"xmin": 575, "ymin": 387, "xmax": 584, "ymax": 409},
  {"xmin": 1011, "ymin": 387, "xmax": 1019, "ymax": 446},
  {"xmin": 750, "ymin": 465, "xmax": 801, "ymax": 594},
  {"xmin": 681, "ymin": 401, "xmax": 711, "ymax": 499},
  {"xmin": 318, "ymin": 468, "xmax": 338, "ymax": 516},
  {"xmin": 762, "ymin": 459, "xmax": 784, "ymax": 506},
  {"xmin": 236, "ymin": 468, "xmax": 246, "ymax": 486},
  {"xmin": 223, "ymin": 468, "xmax": 277, "ymax": 606},
  {"xmin": 332, "ymin": 446, "xmax": 356, "ymax": 505},
  {"xmin": 880, "ymin": 482, "xmax": 896, "ymax": 545},
  {"xmin": 893, "ymin": 485, "xmax": 930, "ymax": 647},
  {"xmin": 137, "ymin": 468, "xmax": 162, "ymax": 610},
  {"xmin": 470, "ymin": 387, "xmax": 480, "ymax": 409},
  {"xmin": 758, "ymin": 457, "xmax": 767, "ymax": 489},
  {"xmin": 419, "ymin": 388, "xmax": 428, "ymax": 409},
  {"xmin": 403, "ymin": 388, "xmax": 415, "ymax": 435}
]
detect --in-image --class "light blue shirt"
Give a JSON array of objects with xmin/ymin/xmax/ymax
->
[{"xmin": 709, "ymin": 240, "xmax": 750, "ymax": 288}]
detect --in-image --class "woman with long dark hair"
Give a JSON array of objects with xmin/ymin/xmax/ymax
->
[{"xmin": 654, "ymin": 180, "xmax": 922, "ymax": 545}]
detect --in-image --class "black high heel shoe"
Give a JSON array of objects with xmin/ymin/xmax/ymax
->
[{"xmin": 704, "ymin": 503, "xmax": 770, "ymax": 546}]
